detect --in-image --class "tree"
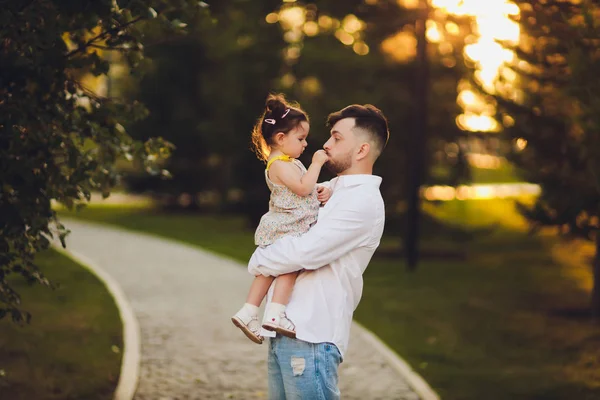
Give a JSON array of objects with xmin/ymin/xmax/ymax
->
[
  {"xmin": 122, "ymin": 0, "xmax": 286, "ymax": 218},
  {"xmin": 487, "ymin": 0, "xmax": 600, "ymax": 318},
  {"xmin": 0, "ymin": 0, "xmax": 206, "ymax": 322}
]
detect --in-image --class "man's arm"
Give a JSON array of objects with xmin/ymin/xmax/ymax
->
[{"xmin": 248, "ymin": 198, "xmax": 374, "ymax": 277}]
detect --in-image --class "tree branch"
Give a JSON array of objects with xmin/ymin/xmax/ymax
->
[
  {"xmin": 71, "ymin": 79, "xmax": 106, "ymax": 102},
  {"xmin": 65, "ymin": 16, "xmax": 144, "ymax": 58},
  {"xmin": 89, "ymin": 43, "xmax": 141, "ymax": 52}
]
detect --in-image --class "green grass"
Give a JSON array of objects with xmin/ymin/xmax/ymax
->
[
  {"xmin": 0, "ymin": 249, "xmax": 122, "ymax": 400},
  {"xmin": 62, "ymin": 203, "xmax": 600, "ymax": 400},
  {"xmin": 470, "ymin": 163, "xmax": 523, "ymax": 184},
  {"xmin": 424, "ymin": 198, "xmax": 533, "ymax": 230},
  {"xmin": 360, "ymin": 233, "xmax": 599, "ymax": 400},
  {"xmin": 430, "ymin": 162, "xmax": 522, "ymax": 185}
]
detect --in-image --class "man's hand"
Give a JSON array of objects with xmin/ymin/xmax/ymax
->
[
  {"xmin": 312, "ymin": 149, "xmax": 329, "ymax": 166},
  {"xmin": 316, "ymin": 185, "xmax": 332, "ymax": 204}
]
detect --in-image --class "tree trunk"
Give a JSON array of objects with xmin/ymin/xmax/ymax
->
[
  {"xmin": 217, "ymin": 155, "xmax": 233, "ymax": 213},
  {"xmin": 592, "ymin": 231, "xmax": 600, "ymax": 321},
  {"xmin": 405, "ymin": 0, "xmax": 430, "ymax": 271}
]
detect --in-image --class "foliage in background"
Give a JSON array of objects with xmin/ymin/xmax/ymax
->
[
  {"xmin": 0, "ymin": 0, "xmax": 207, "ymax": 322},
  {"xmin": 485, "ymin": 0, "xmax": 600, "ymax": 317},
  {"xmin": 122, "ymin": 0, "xmax": 471, "ymax": 227},
  {"xmin": 122, "ymin": 0, "xmax": 286, "ymax": 223},
  {"xmin": 287, "ymin": 0, "xmax": 469, "ymax": 203}
]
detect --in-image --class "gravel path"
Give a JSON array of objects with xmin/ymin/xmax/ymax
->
[{"xmin": 62, "ymin": 219, "xmax": 423, "ymax": 400}]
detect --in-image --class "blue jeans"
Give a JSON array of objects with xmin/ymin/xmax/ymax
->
[{"xmin": 268, "ymin": 336, "xmax": 342, "ymax": 400}]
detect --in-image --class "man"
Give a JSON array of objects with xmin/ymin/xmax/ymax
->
[{"xmin": 248, "ymin": 104, "xmax": 390, "ymax": 399}]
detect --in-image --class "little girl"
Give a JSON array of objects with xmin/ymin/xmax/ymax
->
[{"xmin": 231, "ymin": 94, "xmax": 331, "ymax": 344}]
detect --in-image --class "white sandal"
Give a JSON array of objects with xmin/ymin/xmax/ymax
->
[
  {"xmin": 262, "ymin": 311, "xmax": 296, "ymax": 339},
  {"xmin": 231, "ymin": 314, "xmax": 263, "ymax": 344}
]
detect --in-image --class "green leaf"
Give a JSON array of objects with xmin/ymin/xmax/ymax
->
[
  {"xmin": 147, "ymin": 7, "xmax": 158, "ymax": 19},
  {"xmin": 171, "ymin": 19, "xmax": 188, "ymax": 29}
]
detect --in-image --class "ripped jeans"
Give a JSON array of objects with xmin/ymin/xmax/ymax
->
[{"xmin": 268, "ymin": 335, "xmax": 342, "ymax": 400}]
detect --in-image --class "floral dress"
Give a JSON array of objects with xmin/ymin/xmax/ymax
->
[{"xmin": 254, "ymin": 156, "xmax": 320, "ymax": 247}]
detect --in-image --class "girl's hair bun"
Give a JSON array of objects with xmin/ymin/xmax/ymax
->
[{"xmin": 265, "ymin": 94, "xmax": 288, "ymax": 116}]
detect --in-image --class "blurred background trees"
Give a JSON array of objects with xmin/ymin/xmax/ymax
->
[
  {"xmin": 479, "ymin": 0, "xmax": 600, "ymax": 317},
  {"xmin": 121, "ymin": 1, "xmax": 287, "ymax": 221},
  {"xmin": 121, "ymin": 0, "xmax": 472, "ymax": 230}
]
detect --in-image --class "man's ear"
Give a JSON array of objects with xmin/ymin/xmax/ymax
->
[{"xmin": 356, "ymin": 142, "xmax": 371, "ymax": 161}]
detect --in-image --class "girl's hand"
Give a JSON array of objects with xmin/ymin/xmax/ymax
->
[
  {"xmin": 316, "ymin": 185, "xmax": 332, "ymax": 204},
  {"xmin": 312, "ymin": 149, "xmax": 329, "ymax": 166}
]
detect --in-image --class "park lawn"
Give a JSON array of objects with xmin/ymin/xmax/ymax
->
[
  {"xmin": 430, "ymin": 162, "xmax": 522, "ymax": 185},
  {"xmin": 61, "ymin": 202, "xmax": 600, "ymax": 400},
  {"xmin": 0, "ymin": 249, "xmax": 122, "ymax": 400},
  {"xmin": 470, "ymin": 163, "xmax": 523, "ymax": 184}
]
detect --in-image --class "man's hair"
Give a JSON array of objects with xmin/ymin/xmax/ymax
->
[{"xmin": 326, "ymin": 104, "xmax": 389, "ymax": 156}]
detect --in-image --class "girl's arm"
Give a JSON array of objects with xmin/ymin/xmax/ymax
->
[
  {"xmin": 317, "ymin": 180, "xmax": 332, "ymax": 189},
  {"xmin": 248, "ymin": 193, "xmax": 381, "ymax": 276},
  {"xmin": 316, "ymin": 185, "xmax": 332, "ymax": 204},
  {"xmin": 269, "ymin": 150, "xmax": 329, "ymax": 197}
]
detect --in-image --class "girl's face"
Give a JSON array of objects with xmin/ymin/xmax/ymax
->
[{"xmin": 277, "ymin": 121, "xmax": 310, "ymax": 158}]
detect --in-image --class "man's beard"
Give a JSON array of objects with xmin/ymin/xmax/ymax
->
[{"xmin": 325, "ymin": 151, "xmax": 353, "ymax": 175}]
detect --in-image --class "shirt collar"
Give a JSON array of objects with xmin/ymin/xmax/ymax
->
[{"xmin": 330, "ymin": 174, "xmax": 382, "ymax": 189}]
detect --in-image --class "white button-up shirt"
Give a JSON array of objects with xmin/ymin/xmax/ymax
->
[{"xmin": 248, "ymin": 174, "xmax": 385, "ymax": 358}]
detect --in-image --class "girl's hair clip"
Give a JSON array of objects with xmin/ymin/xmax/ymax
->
[
  {"xmin": 281, "ymin": 109, "xmax": 291, "ymax": 118},
  {"xmin": 264, "ymin": 118, "xmax": 276, "ymax": 125}
]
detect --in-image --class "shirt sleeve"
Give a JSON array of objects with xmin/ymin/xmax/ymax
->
[{"xmin": 248, "ymin": 198, "xmax": 373, "ymax": 277}]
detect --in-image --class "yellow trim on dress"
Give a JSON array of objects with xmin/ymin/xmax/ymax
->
[{"xmin": 266, "ymin": 155, "xmax": 293, "ymax": 171}]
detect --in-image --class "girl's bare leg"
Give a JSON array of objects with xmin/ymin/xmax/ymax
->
[
  {"xmin": 271, "ymin": 272, "xmax": 299, "ymax": 305},
  {"xmin": 246, "ymin": 274, "xmax": 275, "ymax": 306}
]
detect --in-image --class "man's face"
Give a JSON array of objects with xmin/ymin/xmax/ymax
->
[{"xmin": 323, "ymin": 118, "xmax": 358, "ymax": 175}]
